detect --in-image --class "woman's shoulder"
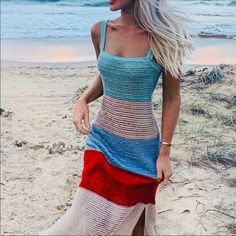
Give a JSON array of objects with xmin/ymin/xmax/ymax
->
[
  {"xmin": 90, "ymin": 19, "xmax": 110, "ymax": 43},
  {"xmin": 91, "ymin": 17, "xmax": 120, "ymax": 35},
  {"xmin": 90, "ymin": 18, "xmax": 119, "ymax": 48},
  {"xmin": 90, "ymin": 20, "xmax": 103, "ymax": 42},
  {"xmin": 90, "ymin": 19, "xmax": 110, "ymax": 54}
]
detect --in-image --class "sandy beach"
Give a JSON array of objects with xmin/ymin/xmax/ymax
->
[
  {"xmin": 2, "ymin": 0, "xmax": 236, "ymax": 233},
  {"xmin": 1, "ymin": 53, "xmax": 236, "ymax": 234}
]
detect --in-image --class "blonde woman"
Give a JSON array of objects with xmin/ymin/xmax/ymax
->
[{"xmin": 39, "ymin": 0, "xmax": 193, "ymax": 235}]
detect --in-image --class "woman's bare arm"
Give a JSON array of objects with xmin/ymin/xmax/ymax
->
[
  {"xmin": 160, "ymin": 72, "xmax": 181, "ymax": 155},
  {"xmin": 80, "ymin": 74, "xmax": 103, "ymax": 104},
  {"xmin": 156, "ymin": 71, "xmax": 181, "ymax": 186},
  {"xmin": 79, "ymin": 21, "xmax": 103, "ymax": 104},
  {"xmin": 73, "ymin": 21, "xmax": 104, "ymax": 134}
]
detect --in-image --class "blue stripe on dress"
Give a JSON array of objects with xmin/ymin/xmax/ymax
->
[{"xmin": 84, "ymin": 123, "xmax": 160, "ymax": 179}]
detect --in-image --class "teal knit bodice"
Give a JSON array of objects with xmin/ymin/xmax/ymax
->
[{"xmin": 97, "ymin": 20, "xmax": 162, "ymax": 102}]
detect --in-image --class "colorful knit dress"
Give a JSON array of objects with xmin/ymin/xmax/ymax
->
[{"xmin": 39, "ymin": 19, "xmax": 163, "ymax": 236}]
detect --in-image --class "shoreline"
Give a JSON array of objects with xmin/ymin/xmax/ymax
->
[
  {"xmin": 2, "ymin": 36, "xmax": 236, "ymax": 66},
  {"xmin": 2, "ymin": 59, "xmax": 232, "ymax": 68}
]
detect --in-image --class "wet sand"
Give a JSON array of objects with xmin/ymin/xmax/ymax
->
[{"xmin": 2, "ymin": 36, "xmax": 236, "ymax": 65}]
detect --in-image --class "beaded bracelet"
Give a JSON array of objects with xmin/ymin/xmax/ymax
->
[{"xmin": 160, "ymin": 141, "xmax": 172, "ymax": 146}]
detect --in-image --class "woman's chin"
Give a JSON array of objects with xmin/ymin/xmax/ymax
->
[{"xmin": 109, "ymin": 6, "xmax": 120, "ymax": 11}]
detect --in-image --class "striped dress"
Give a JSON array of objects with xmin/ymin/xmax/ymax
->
[{"xmin": 39, "ymin": 19, "xmax": 163, "ymax": 236}]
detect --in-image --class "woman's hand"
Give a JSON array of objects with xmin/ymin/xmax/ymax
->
[
  {"xmin": 73, "ymin": 98, "xmax": 91, "ymax": 135},
  {"xmin": 156, "ymin": 148, "xmax": 173, "ymax": 187}
]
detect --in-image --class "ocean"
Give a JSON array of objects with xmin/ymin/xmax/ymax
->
[{"xmin": 1, "ymin": 0, "xmax": 236, "ymax": 40}]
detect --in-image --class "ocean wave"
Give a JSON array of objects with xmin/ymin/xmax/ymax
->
[
  {"xmin": 56, "ymin": 0, "xmax": 109, "ymax": 7},
  {"xmin": 197, "ymin": 32, "xmax": 236, "ymax": 39},
  {"xmin": 2, "ymin": 0, "xmax": 109, "ymax": 7},
  {"xmin": 3, "ymin": 0, "xmax": 235, "ymax": 7},
  {"xmin": 228, "ymin": 0, "xmax": 236, "ymax": 6},
  {"xmin": 83, "ymin": 1, "xmax": 109, "ymax": 7},
  {"xmin": 176, "ymin": 0, "xmax": 235, "ymax": 7},
  {"xmin": 195, "ymin": 13, "xmax": 235, "ymax": 17},
  {"xmin": 198, "ymin": 1, "xmax": 211, "ymax": 5}
]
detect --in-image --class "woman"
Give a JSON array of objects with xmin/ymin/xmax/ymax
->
[{"xmin": 39, "ymin": 0, "xmax": 193, "ymax": 235}]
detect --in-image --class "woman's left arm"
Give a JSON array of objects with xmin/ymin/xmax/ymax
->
[{"xmin": 156, "ymin": 71, "xmax": 181, "ymax": 187}]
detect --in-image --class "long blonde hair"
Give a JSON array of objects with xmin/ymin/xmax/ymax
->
[{"xmin": 134, "ymin": 0, "xmax": 194, "ymax": 79}]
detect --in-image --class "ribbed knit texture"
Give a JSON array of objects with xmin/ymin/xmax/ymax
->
[{"xmin": 97, "ymin": 20, "xmax": 162, "ymax": 102}]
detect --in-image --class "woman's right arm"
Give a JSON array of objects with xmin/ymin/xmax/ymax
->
[{"xmin": 73, "ymin": 21, "xmax": 103, "ymax": 135}]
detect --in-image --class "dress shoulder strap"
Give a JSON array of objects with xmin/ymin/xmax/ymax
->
[
  {"xmin": 99, "ymin": 20, "xmax": 108, "ymax": 51},
  {"xmin": 146, "ymin": 48, "xmax": 154, "ymax": 59}
]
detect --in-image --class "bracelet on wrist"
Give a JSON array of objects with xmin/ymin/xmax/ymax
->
[{"xmin": 160, "ymin": 141, "xmax": 172, "ymax": 147}]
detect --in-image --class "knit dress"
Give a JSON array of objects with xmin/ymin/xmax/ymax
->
[{"xmin": 39, "ymin": 19, "xmax": 163, "ymax": 236}]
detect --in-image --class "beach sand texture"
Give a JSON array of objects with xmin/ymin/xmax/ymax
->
[{"xmin": 1, "ymin": 62, "xmax": 236, "ymax": 235}]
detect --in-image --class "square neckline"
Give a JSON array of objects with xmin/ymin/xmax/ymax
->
[{"xmin": 101, "ymin": 19, "xmax": 153, "ymax": 61}]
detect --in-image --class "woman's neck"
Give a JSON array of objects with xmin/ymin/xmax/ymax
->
[{"xmin": 120, "ymin": 5, "xmax": 138, "ymax": 26}]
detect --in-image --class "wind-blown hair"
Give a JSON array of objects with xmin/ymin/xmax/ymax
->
[{"xmin": 134, "ymin": 0, "xmax": 194, "ymax": 79}]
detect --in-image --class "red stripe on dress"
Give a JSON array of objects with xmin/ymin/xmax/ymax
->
[{"xmin": 78, "ymin": 149, "xmax": 159, "ymax": 207}]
